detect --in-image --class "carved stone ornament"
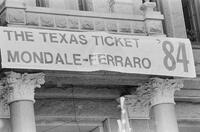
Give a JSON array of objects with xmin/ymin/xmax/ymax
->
[
  {"xmin": 140, "ymin": 0, "xmax": 156, "ymax": 13},
  {"xmin": 0, "ymin": 72, "xmax": 45, "ymax": 104},
  {"xmin": 136, "ymin": 78, "xmax": 184, "ymax": 107},
  {"xmin": 124, "ymin": 95, "xmax": 150, "ymax": 119}
]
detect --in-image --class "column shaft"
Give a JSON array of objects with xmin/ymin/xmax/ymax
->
[
  {"xmin": 10, "ymin": 101, "xmax": 36, "ymax": 132},
  {"xmin": 159, "ymin": 0, "xmax": 187, "ymax": 38},
  {"xmin": 152, "ymin": 104, "xmax": 178, "ymax": 132}
]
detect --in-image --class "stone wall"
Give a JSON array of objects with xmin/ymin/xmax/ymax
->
[{"xmin": 34, "ymin": 85, "xmax": 200, "ymax": 122}]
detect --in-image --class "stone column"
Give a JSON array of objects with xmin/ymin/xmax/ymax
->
[
  {"xmin": 0, "ymin": 72, "xmax": 45, "ymax": 132},
  {"xmin": 136, "ymin": 78, "xmax": 184, "ymax": 132},
  {"xmin": 158, "ymin": 0, "xmax": 187, "ymax": 38}
]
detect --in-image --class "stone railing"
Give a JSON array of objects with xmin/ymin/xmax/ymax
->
[{"xmin": 0, "ymin": 0, "xmax": 164, "ymax": 36}]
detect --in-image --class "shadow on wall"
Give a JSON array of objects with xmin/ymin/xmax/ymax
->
[{"xmin": 0, "ymin": 119, "xmax": 11, "ymax": 132}]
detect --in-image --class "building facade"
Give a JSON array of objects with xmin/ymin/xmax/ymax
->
[{"xmin": 0, "ymin": 0, "xmax": 200, "ymax": 132}]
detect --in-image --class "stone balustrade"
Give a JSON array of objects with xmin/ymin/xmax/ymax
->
[{"xmin": 0, "ymin": 0, "xmax": 164, "ymax": 36}]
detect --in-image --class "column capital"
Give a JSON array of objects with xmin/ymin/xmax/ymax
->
[
  {"xmin": 136, "ymin": 78, "xmax": 184, "ymax": 107},
  {"xmin": 123, "ymin": 95, "xmax": 150, "ymax": 119},
  {"xmin": 0, "ymin": 72, "xmax": 45, "ymax": 104}
]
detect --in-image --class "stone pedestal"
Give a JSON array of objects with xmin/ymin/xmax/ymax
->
[{"xmin": 141, "ymin": 1, "xmax": 165, "ymax": 36}]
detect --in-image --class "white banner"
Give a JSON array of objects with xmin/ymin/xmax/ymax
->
[{"xmin": 0, "ymin": 27, "xmax": 196, "ymax": 78}]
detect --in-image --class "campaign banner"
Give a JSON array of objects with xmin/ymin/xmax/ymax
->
[{"xmin": 0, "ymin": 27, "xmax": 196, "ymax": 78}]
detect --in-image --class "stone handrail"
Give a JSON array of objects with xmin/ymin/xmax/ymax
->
[{"xmin": 0, "ymin": 0, "xmax": 164, "ymax": 36}]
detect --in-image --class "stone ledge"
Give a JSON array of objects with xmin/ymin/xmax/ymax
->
[
  {"xmin": 4, "ymin": 1, "xmax": 26, "ymax": 9},
  {"xmin": 34, "ymin": 98, "xmax": 120, "ymax": 118},
  {"xmin": 35, "ymin": 116, "xmax": 104, "ymax": 126}
]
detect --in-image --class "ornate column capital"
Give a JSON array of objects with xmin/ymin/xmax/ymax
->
[
  {"xmin": 0, "ymin": 72, "xmax": 45, "ymax": 104},
  {"xmin": 123, "ymin": 95, "xmax": 150, "ymax": 119},
  {"xmin": 136, "ymin": 78, "xmax": 184, "ymax": 107}
]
